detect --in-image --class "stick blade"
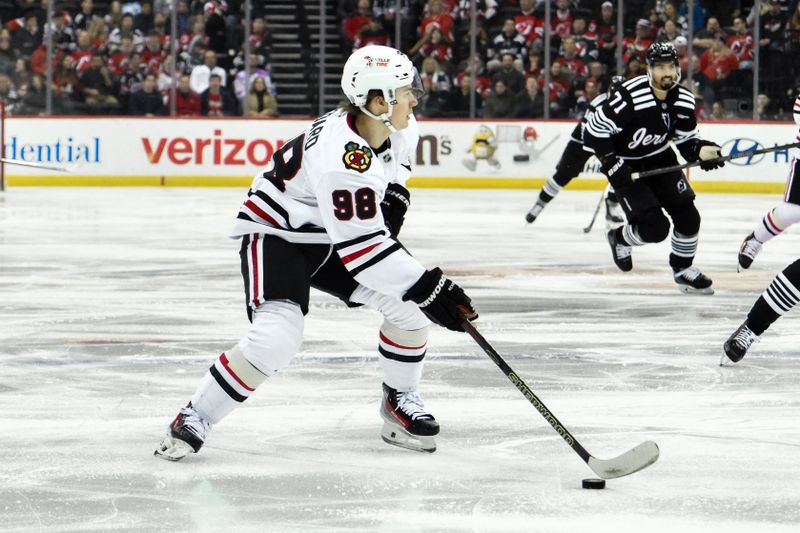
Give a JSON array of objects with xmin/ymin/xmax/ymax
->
[{"xmin": 587, "ymin": 440, "xmax": 659, "ymax": 479}]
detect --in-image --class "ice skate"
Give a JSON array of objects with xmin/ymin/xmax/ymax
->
[
  {"xmin": 604, "ymin": 195, "xmax": 625, "ymax": 228},
  {"xmin": 154, "ymin": 403, "xmax": 212, "ymax": 461},
  {"xmin": 673, "ymin": 266, "xmax": 714, "ymax": 295},
  {"xmin": 525, "ymin": 199, "xmax": 546, "ymax": 223},
  {"xmin": 737, "ymin": 232, "xmax": 762, "ymax": 272},
  {"xmin": 722, "ymin": 321, "xmax": 759, "ymax": 364},
  {"xmin": 607, "ymin": 229, "xmax": 633, "ymax": 271},
  {"xmin": 380, "ymin": 383, "xmax": 438, "ymax": 453}
]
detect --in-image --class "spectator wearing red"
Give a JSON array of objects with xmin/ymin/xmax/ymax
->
[
  {"xmin": 571, "ymin": 16, "xmax": 598, "ymax": 61},
  {"xmin": 699, "ymin": 37, "xmax": 739, "ymax": 82},
  {"xmin": 167, "ymin": 74, "xmax": 200, "ymax": 117},
  {"xmin": 727, "ymin": 16, "xmax": 753, "ymax": 70},
  {"xmin": 109, "ymin": 35, "xmax": 136, "ymax": 76},
  {"xmin": 418, "ymin": 0, "xmax": 454, "ymax": 41},
  {"xmin": 556, "ymin": 36, "xmax": 589, "ymax": 82},
  {"xmin": 142, "ymin": 31, "xmax": 165, "ymax": 73},
  {"xmin": 249, "ymin": 17, "xmax": 273, "ymax": 63},
  {"xmin": 343, "ymin": 0, "xmax": 374, "ymax": 48},
  {"xmin": 180, "ymin": 17, "xmax": 208, "ymax": 54},
  {"xmin": 409, "ymin": 26, "xmax": 452, "ymax": 64},
  {"xmin": 72, "ymin": 31, "xmax": 96, "ymax": 73},
  {"xmin": 524, "ymin": 48, "xmax": 543, "ymax": 82},
  {"xmin": 542, "ymin": 61, "xmax": 570, "ymax": 118},
  {"xmin": 455, "ymin": 53, "xmax": 491, "ymax": 98},
  {"xmin": 201, "ymin": 73, "xmax": 237, "ymax": 116},
  {"xmin": 551, "ymin": 0, "xmax": 573, "ymax": 39},
  {"xmin": 353, "ymin": 18, "xmax": 389, "ymax": 50},
  {"xmin": 622, "ymin": 19, "xmax": 654, "ymax": 63},
  {"xmin": 513, "ymin": 0, "xmax": 543, "ymax": 45}
]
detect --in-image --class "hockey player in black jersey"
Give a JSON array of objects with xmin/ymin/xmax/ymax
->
[
  {"xmin": 583, "ymin": 42, "xmax": 724, "ymax": 294},
  {"xmin": 524, "ymin": 76, "xmax": 627, "ymax": 226}
]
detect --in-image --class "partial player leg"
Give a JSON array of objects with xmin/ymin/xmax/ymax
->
[
  {"xmin": 604, "ymin": 186, "xmax": 625, "ymax": 227},
  {"xmin": 525, "ymin": 140, "xmax": 588, "ymax": 223},
  {"xmin": 350, "ymin": 285, "xmax": 438, "ymax": 452},
  {"xmin": 723, "ymin": 258, "xmax": 800, "ymax": 363},
  {"xmin": 740, "ymin": 202, "xmax": 800, "ymax": 270},
  {"xmin": 607, "ymin": 182, "xmax": 668, "ymax": 271},
  {"xmin": 156, "ymin": 234, "xmax": 316, "ymax": 461},
  {"xmin": 154, "ymin": 301, "xmax": 304, "ymax": 460},
  {"xmin": 660, "ymin": 181, "xmax": 713, "ymax": 294}
]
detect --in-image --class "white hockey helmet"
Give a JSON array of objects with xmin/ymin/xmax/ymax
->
[{"xmin": 341, "ymin": 45, "xmax": 422, "ymax": 132}]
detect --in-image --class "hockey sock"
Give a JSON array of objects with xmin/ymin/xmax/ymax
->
[
  {"xmin": 378, "ymin": 321, "xmax": 428, "ymax": 391},
  {"xmin": 753, "ymin": 203, "xmax": 800, "ymax": 243},
  {"xmin": 191, "ymin": 345, "xmax": 268, "ymax": 424},
  {"xmin": 539, "ymin": 176, "xmax": 564, "ymax": 203},
  {"xmin": 619, "ymin": 224, "xmax": 645, "ymax": 247},
  {"xmin": 747, "ymin": 259, "xmax": 800, "ymax": 335},
  {"xmin": 669, "ymin": 231, "xmax": 698, "ymax": 271}
]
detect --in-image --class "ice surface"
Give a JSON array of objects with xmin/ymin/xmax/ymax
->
[{"xmin": 1, "ymin": 187, "xmax": 799, "ymax": 533}]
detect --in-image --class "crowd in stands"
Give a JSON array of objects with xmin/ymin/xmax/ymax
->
[
  {"xmin": 0, "ymin": 0, "xmax": 278, "ymax": 116},
  {"xmin": 2, "ymin": 0, "xmax": 799, "ymax": 120},
  {"xmin": 340, "ymin": 0, "xmax": 800, "ymax": 120}
]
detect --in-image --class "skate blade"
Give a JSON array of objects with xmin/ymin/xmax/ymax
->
[
  {"xmin": 677, "ymin": 285, "xmax": 714, "ymax": 295},
  {"xmin": 380, "ymin": 422, "xmax": 436, "ymax": 453},
  {"xmin": 154, "ymin": 435, "xmax": 195, "ymax": 461},
  {"xmin": 719, "ymin": 353, "xmax": 737, "ymax": 366}
]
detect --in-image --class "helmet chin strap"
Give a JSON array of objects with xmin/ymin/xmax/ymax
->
[{"xmin": 360, "ymin": 104, "xmax": 398, "ymax": 134}]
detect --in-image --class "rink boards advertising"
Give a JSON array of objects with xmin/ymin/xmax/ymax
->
[{"xmin": 2, "ymin": 116, "xmax": 794, "ymax": 193}]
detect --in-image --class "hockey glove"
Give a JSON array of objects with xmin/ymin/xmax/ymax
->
[
  {"xmin": 380, "ymin": 182, "xmax": 410, "ymax": 238},
  {"xmin": 600, "ymin": 154, "xmax": 634, "ymax": 189},
  {"xmin": 696, "ymin": 140, "xmax": 724, "ymax": 171},
  {"xmin": 403, "ymin": 268, "xmax": 478, "ymax": 332}
]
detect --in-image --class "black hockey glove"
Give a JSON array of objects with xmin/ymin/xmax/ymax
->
[
  {"xmin": 600, "ymin": 154, "xmax": 634, "ymax": 189},
  {"xmin": 403, "ymin": 268, "xmax": 478, "ymax": 332},
  {"xmin": 380, "ymin": 183, "xmax": 410, "ymax": 238},
  {"xmin": 682, "ymin": 139, "xmax": 725, "ymax": 171}
]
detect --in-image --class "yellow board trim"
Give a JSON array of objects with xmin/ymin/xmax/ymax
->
[{"xmin": 4, "ymin": 175, "xmax": 786, "ymax": 194}]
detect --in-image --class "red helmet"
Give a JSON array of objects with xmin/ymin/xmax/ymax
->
[{"xmin": 523, "ymin": 126, "xmax": 538, "ymax": 141}]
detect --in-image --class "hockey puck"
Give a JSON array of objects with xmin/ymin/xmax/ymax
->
[{"xmin": 582, "ymin": 478, "xmax": 606, "ymax": 490}]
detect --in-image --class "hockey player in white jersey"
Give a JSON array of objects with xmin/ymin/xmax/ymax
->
[
  {"xmin": 736, "ymin": 94, "xmax": 800, "ymax": 272},
  {"xmin": 155, "ymin": 45, "xmax": 478, "ymax": 460}
]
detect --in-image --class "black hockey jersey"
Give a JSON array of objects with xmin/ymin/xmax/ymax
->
[
  {"xmin": 569, "ymin": 91, "xmax": 611, "ymax": 144},
  {"xmin": 583, "ymin": 75, "xmax": 699, "ymax": 161}
]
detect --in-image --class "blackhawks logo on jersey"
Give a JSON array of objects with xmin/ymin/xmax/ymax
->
[{"xmin": 342, "ymin": 141, "xmax": 372, "ymax": 173}]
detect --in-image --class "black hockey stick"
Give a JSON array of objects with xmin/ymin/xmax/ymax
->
[
  {"xmin": 459, "ymin": 311, "xmax": 659, "ymax": 479},
  {"xmin": 582, "ymin": 185, "xmax": 607, "ymax": 233},
  {"xmin": 633, "ymin": 141, "xmax": 800, "ymax": 180}
]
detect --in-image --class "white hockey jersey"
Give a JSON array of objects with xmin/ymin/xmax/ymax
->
[{"xmin": 230, "ymin": 109, "xmax": 425, "ymax": 299}]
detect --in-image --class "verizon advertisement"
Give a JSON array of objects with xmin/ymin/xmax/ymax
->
[{"xmin": 3, "ymin": 116, "xmax": 796, "ymax": 188}]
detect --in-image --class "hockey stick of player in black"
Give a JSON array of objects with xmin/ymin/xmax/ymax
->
[
  {"xmin": 633, "ymin": 141, "xmax": 800, "ymax": 180},
  {"xmin": 582, "ymin": 184, "xmax": 608, "ymax": 233},
  {"xmin": 458, "ymin": 310, "xmax": 660, "ymax": 479}
]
